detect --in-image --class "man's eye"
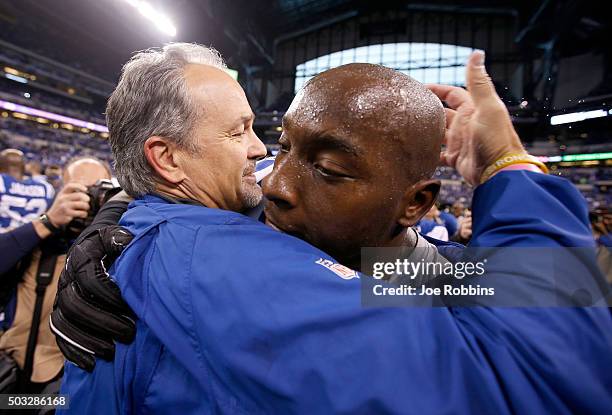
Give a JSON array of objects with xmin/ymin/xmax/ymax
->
[
  {"xmin": 314, "ymin": 163, "xmax": 351, "ymax": 178},
  {"xmin": 232, "ymin": 131, "xmax": 246, "ymax": 137},
  {"xmin": 278, "ymin": 138, "xmax": 290, "ymax": 153}
]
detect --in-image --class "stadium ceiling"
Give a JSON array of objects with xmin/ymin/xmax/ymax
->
[{"xmin": 0, "ymin": 0, "xmax": 609, "ymax": 83}]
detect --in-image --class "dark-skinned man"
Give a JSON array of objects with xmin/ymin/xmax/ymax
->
[{"xmin": 54, "ymin": 46, "xmax": 611, "ymax": 414}]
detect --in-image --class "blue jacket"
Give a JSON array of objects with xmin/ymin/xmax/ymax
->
[{"xmin": 59, "ymin": 171, "xmax": 612, "ymax": 414}]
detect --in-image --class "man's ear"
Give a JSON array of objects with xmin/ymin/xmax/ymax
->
[
  {"xmin": 397, "ymin": 179, "xmax": 441, "ymax": 227},
  {"xmin": 143, "ymin": 136, "xmax": 186, "ymax": 185}
]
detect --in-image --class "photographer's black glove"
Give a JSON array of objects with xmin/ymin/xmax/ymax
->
[{"xmin": 50, "ymin": 225, "xmax": 135, "ymax": 372}]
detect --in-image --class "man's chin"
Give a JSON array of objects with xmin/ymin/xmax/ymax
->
[{"xmin": 240, "ymin": 184, "xmax": 263, "ymax": 210}]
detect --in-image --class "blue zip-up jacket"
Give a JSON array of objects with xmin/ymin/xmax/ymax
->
[{"xmin": 59, "ymin": 171, "xmax": 612, "ymax": 414}]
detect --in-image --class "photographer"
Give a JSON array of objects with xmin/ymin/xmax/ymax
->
[
  {"xmin": 0, "ymin": 182, "xmax": 89, "ymax": 275},
  {"xmin": 0, "ymin": 157, "xmax": 112, "ymax": 395}
]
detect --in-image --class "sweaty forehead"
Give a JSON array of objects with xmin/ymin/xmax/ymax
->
[
  {"xmin": 284, "ymin": 63, "xmax": 445, "ymax": 178},
  {"xmin": 287, "ymin": 64, "xmax": 442, "ymax": 135}
]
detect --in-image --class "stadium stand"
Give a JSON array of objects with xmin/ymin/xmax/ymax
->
[{"xmin": 0, "ymin": 117, "xmax": 111, "ymax": 168}]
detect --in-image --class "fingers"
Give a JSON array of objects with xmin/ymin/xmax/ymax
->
[
  {"xmin": 65, "ymin": 202, "xmax": 90, "ymax": 213},
  {"xmin": 55, "ymin": 335, "xmax": 96, "ymax": 373},
  {"xmin": 47, "ymin": 187, "xmax": 91, "ymax": 226},
  {"xmin": 68, "ymin": 201, "xmax": 90, "ymax": 211},
  {"xmin": 67, "ymin": 226, "xmax": 132, "ymax": 313},
  {"xmin": 76, "ymin": 258, "xmax": 134, "ymax": 317},
  {"xmin": 61, "ymin": 193, "xmax": 90, "ymax": 213},
  {"xmin": 429, "ymin": 51, "xmax": 498, "ymax": 110},
  {"xmin": 426, "ymin": 83, "xmax": 454, "ymax": 100},
  {"xmin": 57, "ymin": 280, "xmax": 135, "ymax": 344},
  {"xmin": 64, "ymin": 209, "xmax": 87, "ymax": 219},
  {"xmin": 465, "ymin": 50, "xmax": 497, "ymax": 106},
  {"xmin": 439, "ymin": 108, "xmax": 456, "ymax": 148},
  {"xmin": 59, "ymin": 182, "xmax": 88, "ymax": 195},
  {"xmin": 63, "ymin": 192, "xmax": 90, "ymax": 203},
  {"xmin": 444, "ymin": 108, "xmax": 456, "ymax": 128},
  {"xmin": 51, "ymin": 307, "xmax": 115, "ymax": 360},
  {"xmin": 426, "ymin": 84, "xmax": 473, "ymax": 110},
  {"xmin": 65, "ymin": 209, "xmax": 89, "ymax": 219},
  {"xmin": 99, "ymin": 226, "xmax": 134, "ymax": 259}
]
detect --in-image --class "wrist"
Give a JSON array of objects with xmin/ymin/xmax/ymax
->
[
  {"xmin": 45, "ymin": 212, "xmax": 58, "ymax": 228},
  {"xmin": 39, "ymin": 213, "xmax": 63, "ymax": 235},
  {"xmin": 480, "ymin": 153, "xmax": 548, "ymax": 184},
  {"xmin": 490, "ymin": 163, "xmax": 544, "ymax": 179},
  {"xmin": 479, "ymin": 136, "xmax": 525, "ymax": 172},
  {"xmin": 32, "ymin": 220, "xmax": 52, "ymax": 239}
]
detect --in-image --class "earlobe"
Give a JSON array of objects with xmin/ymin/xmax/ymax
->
[
  {"xmin": 398, "ymin": 179, "xmax": 441, "ymax": 227},
  {"xmin": 144, "ymin": 136, "xmax": 185, "ymax": 185}
]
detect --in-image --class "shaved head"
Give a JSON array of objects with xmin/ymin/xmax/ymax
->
[
  {"xmin": 293, "ymin": 63, "xmax": 445, "ymax": 181},
  {"xmin": 63, "ymin": 157, "xmax": 112, "ymax": 186}
]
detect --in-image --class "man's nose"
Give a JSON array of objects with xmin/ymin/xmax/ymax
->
[
  {"xmin": 263, "ymin": 156, "xmax": 298, "ymax": 210},
  {"xmin": 248, "ymin": 130, "xmax": 267, "ymax": 160}
]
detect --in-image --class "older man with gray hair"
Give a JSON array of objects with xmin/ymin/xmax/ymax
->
[{"xmin": 106, "ymin": 42, "xmax": 266, "ymax": 210}]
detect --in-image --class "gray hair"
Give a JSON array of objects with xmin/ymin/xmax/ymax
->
[{"xmin": 106, "ymin": 42, "xmax": 226, "ymax": 196}]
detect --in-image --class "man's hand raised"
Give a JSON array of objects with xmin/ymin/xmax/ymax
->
[
  {"xmin": 46, "ymin": 182, "xmax": 90, "ymax": 227},
  {"xmin": 427, "ymin": 51, "xmax": 526, "ymax": 186}
]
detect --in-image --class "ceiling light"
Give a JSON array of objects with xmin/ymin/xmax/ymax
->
[{"xmin": 123, "ymin": 0, "xmax": 177, "ymax": 36}]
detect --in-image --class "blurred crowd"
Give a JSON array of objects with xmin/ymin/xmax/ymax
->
[
  {"xmin": 416, "ymin": 201, "xmax": 473, "ymax": 244},
  {"xmin": 435, "ymin": 164, "xmax": 611, "ymax": 211},
  {"xmin": 0, "ymin": 117, "xmax": 112, "ymax": 175}
]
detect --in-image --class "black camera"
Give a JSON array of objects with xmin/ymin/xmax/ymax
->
[{"xmin": 66, "ymin": 179, "xmax": 121, "ymax": 238}]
